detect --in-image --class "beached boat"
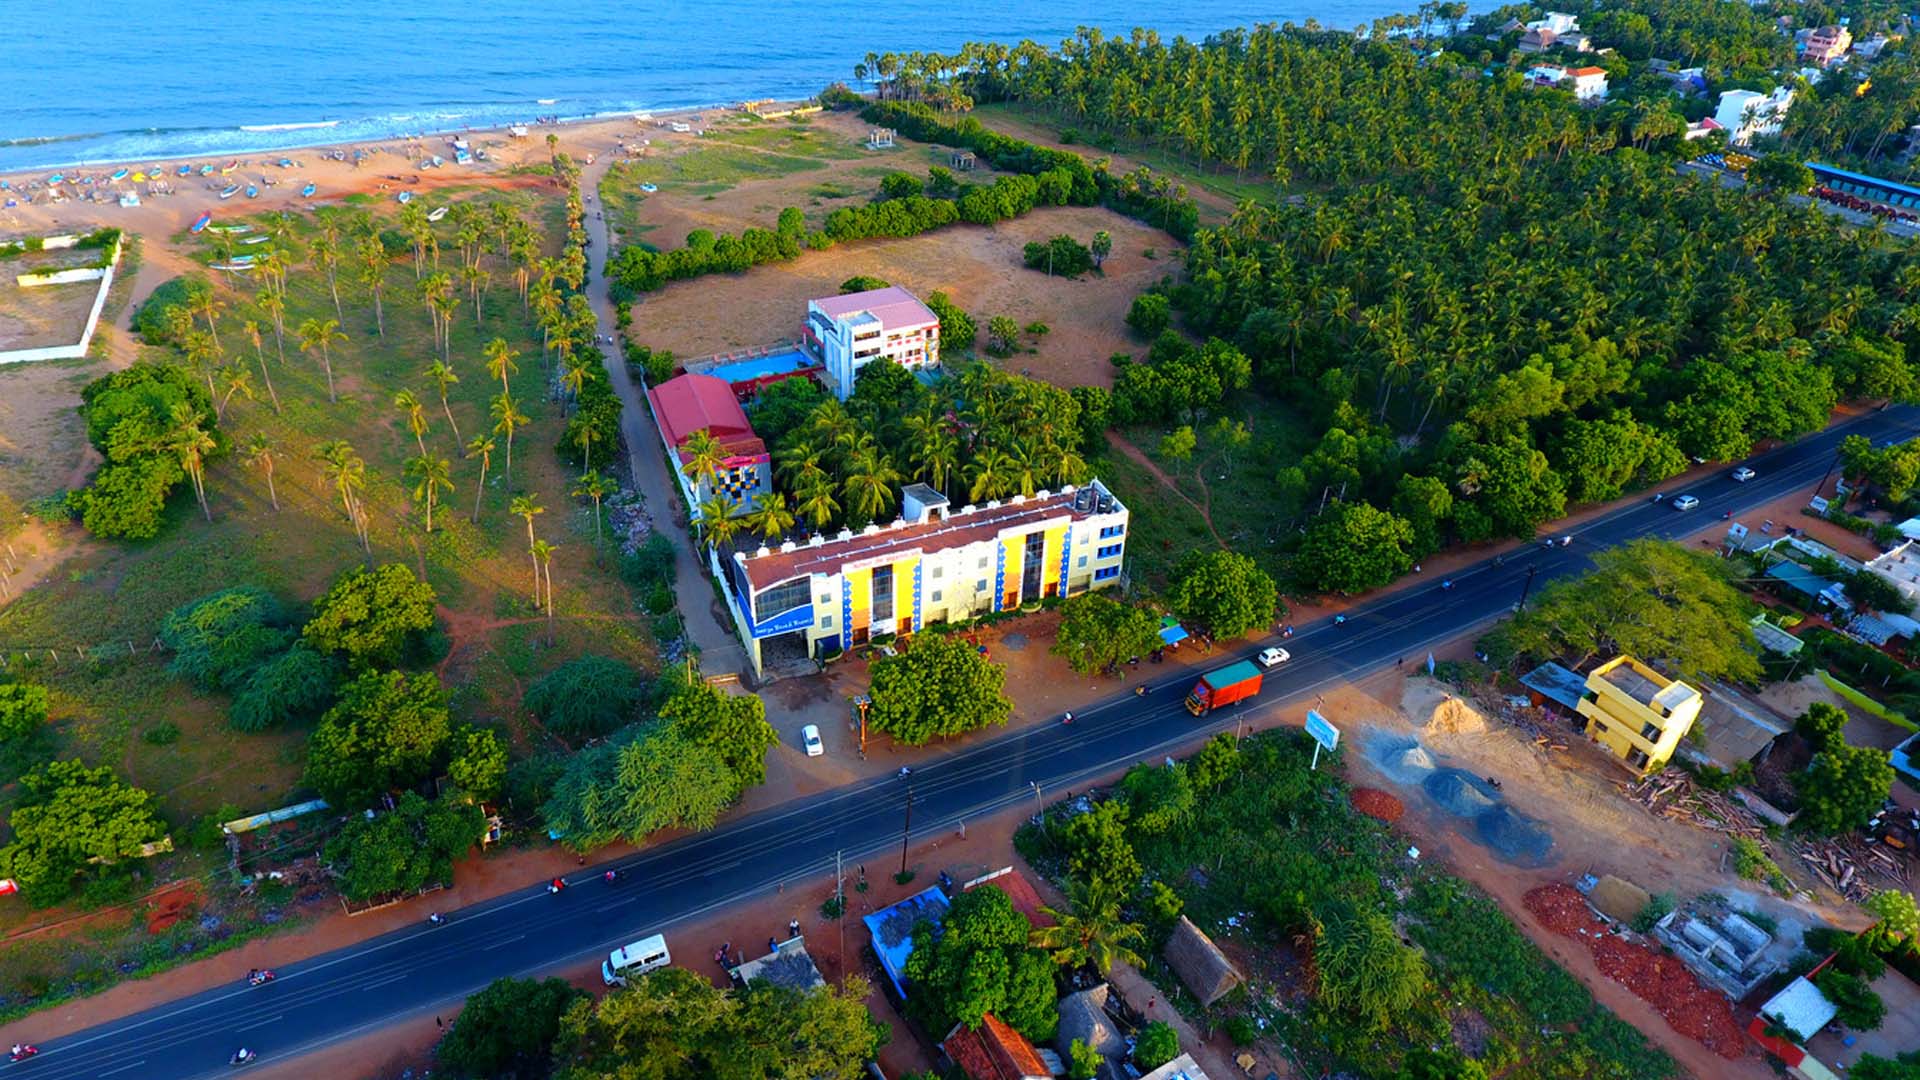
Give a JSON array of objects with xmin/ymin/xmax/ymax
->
[
  {"xmin": 211, "ymin": 262, "xmax": 255, "ymax": 273},
  {"xmin": 178, "ymin": 165, "xmax": 192, "ymax": 176},
  {"xmin": 200, "ymin": 164, "xmax": 214, "ymax": 176},
  {"xmin": 396, "ymin": 191, "xmax": 413, "ymax": 204},
  {"xmin": 278, "ymin": 158, "xmax": 294, "ymax": 168},
  {"xmin": 302, "ymin": 182, "xmax": 316, "ymax": 197},
  {"xmin": 431, "ymin": 155, "xmax": 444, "ymax": 167},
  {"xmin": 242, "ymin": 235, "xmax": 270, "ymax": 245},
  {"xmin": 119, "ymin": 193, "xmax": 141, "ymax": 208},
  {"xmin": 246, "ymin": 184, "xmax": 259, "ymax": 198},
  {"xmin": 191, "ymin": 212, "xmax": 212, "ymax": 233},
  {"xmin": 110, "ymin": 168, "xmax": 129, "ymax": 181},
  {"xmin": 426, "ymin": 206, "xmax": 448, "ymax": 222},
  {"xmin": 219, "ymin": 185, "xmax": 240, "ymax": 200},
  {"xmin": 221, "ymin": 160, "xmax": 239, "ymax": 175},
  {"xmin": 639, "ymin": 183, "xmax": 658, "ymax": 193},
  {"xmin": 47, "ymin": 173, "xmax": 63, "ymax": 184},
  {"xmin": 229, "ymin": 255, "xmax": 257, "ymax": 266},
  {"xmin": 132, "ymin": 172, "xmax": 148, "ymax": 183}
]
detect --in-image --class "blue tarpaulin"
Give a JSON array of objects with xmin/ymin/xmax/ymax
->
[{"xmin": 1158, "ymin": 617, "xmax": 1189, "ymax": 646}]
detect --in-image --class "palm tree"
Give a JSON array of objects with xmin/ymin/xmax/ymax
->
[
  {"xmin": 398, "ymin": 202, "xmax": 429, "ymax": 277},
  {"xmin": 696, "ymin": 495, "xmax": 743, "ymax": 550},
  {"xmin": 509, "ymin": 495, "xmax": 545, "ymax": 605},
  {"xmin": 406, "ymin": 454, "xmax": 454, "ymax": 533},
  {"xmin": 311, "ymin": 233, "xmax": 343, "ymax": 321},
  {"xmin": 465, "ymin": 435, "xmax": 496, "ymax": 523},
  {"xmin": 490, "ymin": 393, "xmax": 529, "ymax": 486},
  {"xmin": 571, "ymin": 469, "xmax": 614, "ymax": 542},
  {"xmin": 420, "ymin": 272, "xmax": 453, "ymax": 354},
  {"xmin": 241, "ymin": 319, "xmax": 280, "ymax": 413},
  {"xmin": 906, "ymin": 412, "xmax": 960, "ymax": 497},
  {"xmin": 559, "ymin": 352, "xmax": 590, "ymax": 409},
  {"xmin": 484, "ymin": 337, "xmax": 520, "ymax": 395},
  {"xmin": 356, "ymin": 236, "xmax": 388, "ymax": 339},
  {"xmin": 191, "ymin": 285, "xmax": 224, "ymax": 352},
  {"xmin": 572, "ymin": 422, "xmax": 602, "ymax": 473},
  {"xmin": 795, "ymin": 475, "xmax": 840, "ymax": 529},
  {"xmin": 314, "ymin": 438, "xmax": 368, "ymax": 546},
  {"xmin": 532, "ymin": 539, "xmax": 557, "ymax": 618},
  {"xmin": 244, "ymin": 433, "xmax": 280, "ymax": 511},
  {"xmin": 216, "ymin": 364, "xmax": 255, "ymax": 419},
  {"xmin": 679, "ymin": 428, "xmax": 727, "ymax": 493},
  {"xmin": 182, "ymin": 330, "xmax": 221, "ymax": 398},
  {"xmin": 1030, "ymin": 879, "xmax": 1146, "ymax": 975},
  {"xmin": 746, "ymin": 492, "xmax": 796, "ymax": 543},
  {"xmin": 393, "ymin": 388, "xmax": 430, "ymax": 456},
  {"xmin": 843, "ymin": 448, "xmax": 903, "ymax": 522},
  {"xmin": 967, "ymin": 447, "xmax": 1014, "ymax": 502},
  {"xmin": 297, "ymin": 317, "xmax": 347, "ymax": 403},
  {"xmin": 168, "ymin": 403, "xmax": 216, "ymax": 521},
  {"xmin": 424, "ymin": 360, "xmax": 462, "ymax": 444}
]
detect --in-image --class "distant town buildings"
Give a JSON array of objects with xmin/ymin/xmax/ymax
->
[
  {"xmin": 1799, "ymin": 24, "xmax": 1854, "ymax": 66},
  {"xmin": 804, "ymin": 285, "xmax": 940, "ymax": 401},
  {"xmin": 718, "ymin": 480, "xmax": 1129, "ymax": 675},
  {"xmin": 647, "ymin": 372, "xmax": 772, "ymax": 518},
  {"xmin": 1574, "ymin": 656, "xmax": 1703, "ymax": 776},
  {"xmin": 1518, "ymin": 12, "xmax": 1592, "ymax": 53},
  {"xmin": 1713, "ymin": 86, "xmax": 1796, "ymax": 146}
]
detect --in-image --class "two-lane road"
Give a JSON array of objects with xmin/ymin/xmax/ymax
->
[{"xmin": 14, "ymin": 405, "xmax": 1916, "ymax": 1080}]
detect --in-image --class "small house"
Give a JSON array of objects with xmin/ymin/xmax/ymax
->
[
  {"xmin": 942, "ymin": 1014, "xmax": 1052, "ymax": 1080},
  {"xmin": 1165, "ymin": 915, "xmax": 1244, "ymax": 1006}
]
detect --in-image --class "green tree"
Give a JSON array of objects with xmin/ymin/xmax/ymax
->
[
  {"xmin": 1313, "ymin": 898, "xmax": 1430, "ymax": 1031},
  {"xmin": 867, "ymin": 635, "xmax": 1013, "ymax": 744},
  {"xmin": 1051, "ymin": 593, "xmax": 1162, "ymax": 675},
  {"xmin": 446, "ymin": 724, "xmax": 508, "ymax": 799},
  {"xmin": 322, "ymin": 790, "xmax": 484, "ymax": 901},
  {"xmin": 524, "ymin": 654, "xmax": 645, "ymax": 740},
  {"xmin": 1159, "ymin": 425, "xmax": 1197, "ymax": 462},
  {"xmin": 437, "ymin": 976, "xmax": 587, "ymax": 1080},
  {"xmin": 1746, "ymin": 153, "xmax": 1815, "ymax": 195},
  {"xmin": 1815, "ymin": 967, "xmax": 1887, "ymax": 1031},
  {"xmin": 1068, "ymin": 1038, "xmax": 1101, "ymax": 1080},
  {"xmin": 1852, "ymin": 1052, "xmax": 1920, "ymax": 1080},
  {"xmin": 987, "ymin": 315, "xmax": 1022, "ymax": 356},
  {"xmin": 1493, "ymin": 540, "xmax": 1760, "ymax": 684},
  {"xmin": 1133, "ymin": 1021, "xmax": 1180, "ymax": 1070},
  {"xmin": 1058, "ymin": 800, "xmax": 1141, "ymax": 895},
  {"xmin": 230, "ymin": 644, "xmax": 340, "ymax": 733},
  {"xmin": 0, "ymin": 682, "xmax": 51, "ymax": 743},
  {"xmin": 904, "ymin": 884, "xmax": 1059, "ymax": 1041},
  {"xmin": 1795, "ymin": 702, "xmax": 1850, "ymax": 752},
  {"xmin": 1031, "ymin": 878, "xmax": 1146, "ymax": 974},
  {"xmin": 1863, "ymin": 890, "xmax": 1920, "ymax": 956},
  {"xmin": 541, "ymin": 725, "xmax": 737, "ymax": 849},
  {"xmin": 1392, "ymin": 474, "xmax": 1454, "ymax": 559},
  {"xmin": 840, "ymin": 274, "xmax": 892, "ymax": 292},
  {"xmin": 1121, "ymin": 761, "xmax": 1195, "ymax": 834},
  {"xmin": 656, "ymin": 676, "xmax": 778, "ymax": 791},
  {"xmin": 1396, "ymin": 1046, "xmax": 1491, "ymax": 1080},
  {"xmin": 1090, "ymin": 230, "xmax": 1113, "ymax": 269},
  {"xmin": 925, "ymin": 290, "xmax": 976, "ymax": 353},
  {"xmin": 304, "ymin": 670, "xmax": 453, "ymax": 806},
  {"xmin": 1796, "ymin": 743, "xmax": 1895, "ymax": 835},
  {"xmin": 1127, "ymin": 293, "xmax": 1171, "ymax": 339},
  {"xmin": 0, "ymin": 760, "xmax": 165, "ymax": 906},
  {"xmin": 157, "ymin": 588, "xmax": 291, "ymax": 692},
  {"xmin": 1295, "ymin": 501, "xmax": 1415, "ymax": 594},
  {"xmin": 302, "ymin": 563, "xmax": 439, "ymax": 667},
  {"xmin": 1167, "ymin": 549, "xmax": 1280, "ymax": 638}
]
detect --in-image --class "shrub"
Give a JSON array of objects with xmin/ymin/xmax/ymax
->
[
  {"xmin": 131, "ymin": 275, "xmax": 205, "ymax": 346},
  {"xmin": 302, "ymin": 563, "xmax": 438, "ymax": 668},
  {"xmin": 1815, "ymin": 968, "xmax": 1887, "ymax": 1030},
  {"xmin": 160, "ymin": 587, "xmax": 292, "ymax": 692},
  {"xmin": 523, "ymin": 655, "xmax": 646, "ymax": 740},
  {"xmin": 840, "ymin": 275, "xmax": 891, "ymax": 293},
  {"xmin": 229, "ymin": 644, "xmax": 341, "ymax": 732},
  {"xmin": 141, "ymin": 722, "xmax": 180, "ymax": 746},
  {"xmin": 1127, "ymin": 293, "xmax": 1172, "ymax": 339},
  {"xmin": 0, "ymin": 682, "xmax": 51, "ymax": 743},
  {"xmin": 1022, "ymin": 234, "xmax": 1094, "ymax": 277},
  {"xmin": 926, "ymin": 290, "xmax": 976, "ymax": 353},
  {"xmin": 1134, "ymin": 1021, "xmax": 1179, "ymax": 1069}
]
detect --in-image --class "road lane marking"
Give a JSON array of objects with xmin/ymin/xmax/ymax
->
[
  {"xmin": 361, "ymin": 974, "xmax": 408, "ymax": 990},
  {"xmin": 236, "ymin": 1013, "xmax": 284, "ymax": 1032},
  {"xmin": 482, "ymin": 933, "xmax": 526, "ymax": 951},
  {"xmin": 99, "ymin": 1060, "xmax": 147, "ymax": 1076}
]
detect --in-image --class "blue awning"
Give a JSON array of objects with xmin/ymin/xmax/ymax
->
[{"xmin": 1159, "ymin": 624, "xmax": 1189, "ymax": 645}]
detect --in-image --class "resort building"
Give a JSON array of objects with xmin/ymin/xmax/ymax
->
[
  {"xmin": 1801, "ymin": 24, "xmax": 1853, "ymax": 66},
  {"xmin": 1714, "ymin": 87, "xmax": 1796, "ymax": 146},
  {"xmin": 1574, "ymin": 656, "xmax": 1703, "ymax": 776},
  {"xmin": 1524, "ymin": 64, "xmax": 1608, "ymax": 101},
  {"xmin": 803, "ymin": 285, "xmax": 940, "ymax": 400},
  {"xmin": 1526, "ymin": 11, "xmax": 1582, "ymax": 36},
  {"xmin": 646, "ymin": 373, "xmax": 771, "ymax": 518},
  {"xmin": 716, "ymin": 480, "xmax": 1129, "ymax": 676}
]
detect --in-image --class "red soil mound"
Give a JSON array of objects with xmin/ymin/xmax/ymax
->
[
  {"xmin": 1350, "ymin": 787, "xmax": 1405, "ymax": 822},
  {"xmin": 145, "ymin": 882, "xmax": 203, "ymax": 934}
]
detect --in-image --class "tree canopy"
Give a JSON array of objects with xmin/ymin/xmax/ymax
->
[
  {"xmin": 436, "ymin": 976, "xmax": 587, "ymax": 1080},
  {"xmin": 160, "ymin": 586, "xmax": 293, "ymax": 692},
  {"xmin": 323, "ymin": 790, "xmax": 484, "ymax": 901},
  {"xmin": 0, "ymin": 681, "xmax": 51, "ymax": 744},
  {"xmin": 71, "ymin": 363, "xmax": 220, "ymax": 540},
  {"xmin": 302, "ymin": 562, "xmax": 438, "ymax": 667},
  {"xmin": 0, "ymin": 760, "xmax": 165, "ymax": 905},
  {"xmin": 1167, "ymin": 549, "xmax": 1280, "ymax": 637},
  {"xmin": 1797, "ymin": 742, "xmax": 1896, "ymax": 835},
  {"xmin": 867, "ymin": 634, "xmax": 1013, "ymax": 744},
  {"xmin": 304, "ymin": 669, "xmax": 453, "ymax": 806},
  {"xmin": 524, "ymin": 654, "xmax": 647, "ymax": 740},
  {"xmin": 903, "ymin": 883, "xmax": 1059, "ymax": 1041},
  {"xmin": 1051, "ymin": 593, "xmax": 1162, "ymax": 675},
  {"xmin": 1294, "ymin": 501, "xmax": 1416, "ymax": 595}
]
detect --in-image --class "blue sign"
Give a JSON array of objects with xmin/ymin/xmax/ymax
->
[
  {"xmin": 1304, "ymin": 709, "xmax": 1340, "ymax": 752},
  {"xmin": 748, "ymin": 602, "xmax": 814, "ymax": 640}
]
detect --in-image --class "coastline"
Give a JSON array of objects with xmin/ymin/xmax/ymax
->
[{"xmin": 0, "ymin": 98, "xmax": 794, "ymax": 240}]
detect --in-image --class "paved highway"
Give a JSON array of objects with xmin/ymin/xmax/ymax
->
[{"xmin": 14, "ymin": 405, "xmax": 1918, "ymax": 1079}]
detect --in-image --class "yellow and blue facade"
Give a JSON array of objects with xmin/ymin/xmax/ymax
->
[{"xmin": 719, "ymin": 481, "xmax": 1129, "ymax": 676}]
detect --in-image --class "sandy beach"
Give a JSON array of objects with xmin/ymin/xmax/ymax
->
[{"xmin": 0, "ymin": 101, "xmax": 748, "ymax": 243}]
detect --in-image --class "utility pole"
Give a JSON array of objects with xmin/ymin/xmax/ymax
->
[
  {"xmin": 899, "ymin": 784, "xmax": 913, "ymax": 877},
  {"xmin": 1516, "ymin": 564, "xmax": 1540, "ymax": 612}
]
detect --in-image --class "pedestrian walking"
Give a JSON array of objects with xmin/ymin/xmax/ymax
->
[
  {"xmin": 768, "ymin": 936, "xmax": 778, "ymax": 954},
  {"xmin": 435, "ymin": 1017, "xmax": 444, "ymax": 1030},
  {"xmin": 789, "ymin": 918, "xmax": 801, "ymax": 938}
]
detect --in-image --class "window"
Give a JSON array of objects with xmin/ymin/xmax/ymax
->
[
  {"xmin": 753, "ymin": 577, "xmax": 810, "ymax": 623},
  {"xmin": 1097, "ymin": 543, "xmax": 1123, "ymax": 559},
  {"xmin": 1094, "ymin": 566, "xmax": 1120, "ymax": 582},
  {"xmin": 819, "ymin": 615, "xmax": 834, "ymax": 629},
  {"xmin": 931, "ymin": 565, "xmax": 943, "ymax": 579},
  {"xmin": 1640, "ymin": 722, "xmax": 1661, "ymax": 741},
  {"xmin": 1077, "ymin": 555, "xmax": 1087, "ymax": 568},
  {"xmin": 976, "ymin": 578, "xmax": 989, "ymax": 592},
  {"xmin": 1099, "ymin": 523, "xmax": 1126, "ymax": 539},
  {"xmin": 817, "ymin": 594, "xmax": 831, "ymax": 605},
  {"xmin": 931, "ymin": 590, "xmax": 943, "ymax": 603},
  {"xmin": 872, "ymin": 565, "xmax": 894, "ymax": 624},
  {"xmin": 977, "ymin": 556, "xmax": 989, "ymax": 569}
]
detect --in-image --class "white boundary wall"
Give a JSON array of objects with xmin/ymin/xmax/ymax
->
[{"xmin": 0, "ymin": 232, "xmax": 121, "ymax": 365}]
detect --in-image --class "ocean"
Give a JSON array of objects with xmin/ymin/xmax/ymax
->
[{"xmin": 2, "ymin": 0, "xmax": 1422, "ymax": 173}]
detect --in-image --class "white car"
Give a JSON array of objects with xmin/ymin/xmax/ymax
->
[
  {"xmin": 1731, "ymin": 467, "xmax": 1756, "ymax": 482},
  {"xmin": 800, "ymin": 724, "xmax": 823, "ymax": 757},
  {"xmin": 1258, "ymin": 647, "xmax": 1290, "ymax": 667},
  {"xmin": 1672, "ymin": 495, "xmax": 1700, "ymax": 511}
]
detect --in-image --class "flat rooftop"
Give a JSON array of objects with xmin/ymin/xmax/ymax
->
[{"xmin": 1601, "ymin": 662, "xmax": 1665, "ymax": 705}]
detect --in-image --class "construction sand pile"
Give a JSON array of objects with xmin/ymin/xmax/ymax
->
[
  {"xmin": 1422, "ymin": 769, "xmax": 1498, "ymax": 817},
  {"xmin": 1401, "ymin": 677, "xmax": 1489, "ymax": 736}
]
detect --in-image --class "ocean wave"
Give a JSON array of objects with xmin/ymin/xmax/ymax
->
[
  {"xmin": 238, "ymin": 120, "xmax": 343, "ymax": 133},
  {"xmin": 0, "ymin": 132, "xmax": 103, "ymax": 148}
]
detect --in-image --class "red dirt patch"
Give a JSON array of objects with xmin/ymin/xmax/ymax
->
[
  {"xmin": 1349, "ymin": 787, "xmax": 1404, "ymax": 822},
  {"xmin": 145, "ymin": 882, "xmax": 203, "ymax": 934},
  {"xmin": 1524, "ymin": 885, "xmax": 1748, "ymax": 1060}
]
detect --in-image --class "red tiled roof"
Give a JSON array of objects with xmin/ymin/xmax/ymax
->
[
  {"xmin": 810, "ymin": 285, "xmax": 938, "ymax": 330},
  {"xmin": 1567, "ymin": 65, "xmax": 1607, "ymax": 76},
  {"xmin": 648, "ymin": 373, "xmax": 765, "ymax": 458},
  {"xmin": 943, "ymin": 1014, "xmax": 1051, "ymax": 1080},
  {"xmin": 965, "ymin": 870, "xmax": 1055, "ymax": 929}
]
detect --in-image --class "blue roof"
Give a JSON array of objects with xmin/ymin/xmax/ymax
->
[
  {"xmin": 861, "ymin": 886, "xmax": 949, "ymax": 999},
  {"xmin": 1520, "ymin": 661, "xmax": 1587, "ymax": 711},
  {"xmin": 1805, "ymin": 161, "xmax": 1920, "ymax": 201},
  {"xmin": 1766, "ymin": 561, "xmax": 1835, "ymax": 598},
  {"xmin": 1159, "ymin": 624, "xmax": 1189, "ymax": 645}
]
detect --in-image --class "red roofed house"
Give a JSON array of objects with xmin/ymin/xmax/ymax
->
[
  {"xmin": 647, "ymin": 372, "xmax": 771, "ymax": 518},
  {"xmin": 942, "ymin": 1013, "xmax": 1052, "ymax": 1080},
  {"xmin": 805, "ymin": 285, "xmax": 940, "ymax": 400}
]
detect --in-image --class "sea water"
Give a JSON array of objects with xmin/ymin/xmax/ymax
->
[{"xmin": 2, "ymin": 0, "xmax": 1426, "ymax": 172}]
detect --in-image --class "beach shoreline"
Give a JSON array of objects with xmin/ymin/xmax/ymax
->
[{"xmin": 0, "ymin": 97, "xmax": 810, "ymax": 242}]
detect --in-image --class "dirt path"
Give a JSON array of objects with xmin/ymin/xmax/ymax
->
[{"xmin": 1105, "ymin": 429, "xmax": 1224, "ymax": 546}]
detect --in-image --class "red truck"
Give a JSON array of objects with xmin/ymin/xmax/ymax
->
[{"xmin": 1184, "ymin": 660, "xmax": 1264, "ymax": 716}]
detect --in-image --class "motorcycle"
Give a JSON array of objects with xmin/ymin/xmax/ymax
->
[
  {"xmin": 10, "ymin": 1045, "xmax": 40, "ymax": 1062},
  {"xmin": 1134, "ymin": 685, "xmax": 1148, "ymax": 697},
  {"xmin": 230, "ymin": 1048, "xmax": 257, "ymax": 1067},
  {"xmin": 547, "ymin": 878, "xmax": 568, "ymax": 894},
  {"xmin": 604, "ymin": 869, "xmax": 618, "ymax": 884},
  {"xmin": 247, "ymin": 969, "xmax": 276, "ymax": 987},
  {"xmin": 427, "ymin": 912, "xmax": 446, "ymax": 926}
]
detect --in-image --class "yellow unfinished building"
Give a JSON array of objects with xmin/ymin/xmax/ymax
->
[{"xmin": 1574, "ymin": 656, "xmax": 1701, "ymax": 776}]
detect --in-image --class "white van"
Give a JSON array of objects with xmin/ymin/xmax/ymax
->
[{"xmin": 602, "ymin": 934, "xmax": 671, "ymax": 986}]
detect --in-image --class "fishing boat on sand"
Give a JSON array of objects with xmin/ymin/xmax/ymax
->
[
  {"xmin": 211, "ymin": 262, "xmax": 255, "ymax": 273},
  {"xmin": 207, "ymin": 224, "xmax": 253, "ymax": 233},
  {"xmin": 219, "ymin": 185, "xmax": 240, "ymax": 200},
  {"xmin": 191, "ymin": 212, "xmax": 212, "ymax": 233},
  {"xmin": 246, "ymin": 184, "xmax": 259, "ymax": 198},
  {"xmin": 119, "ymin": 193, "xmax": 141, "ymax": 208},
  {"xmin": 302, "ymin": 182, "xmax": 316, "ymax": 197},
  {"xmin": 178, "ymin": 165, "xmax": 192, "ymax": 176},
  {"xmin": 109, "ymin": 168, "xmax": 128, "ymax": 181},
  {"xmin": 132, "ymin": 172, "xmax": 148, "ymax": 183},
  {"xmin": 278, "ymin": 158, "xmax": 294, "ymax": 168},
  {"xmin": 221, "ymin": 160, "xmax": 239, "ymax": 175},
  {"xmin": 242, "ymin": 235, "xmax": 270, "ymax": 245},
  {"xmin": 426, "ymin": 206, "xmax": 447, "ymax": 222},
  {"xmin": 200, "ymin": 164, "xmax": 214, "ymax": 176},
  {"xmin": 396, "ymin": 191, "xmax": 413, "ymax": 204},
  {"xmin": 47, "ymin": 174, "xmax": 63, "ymax": 184}
]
